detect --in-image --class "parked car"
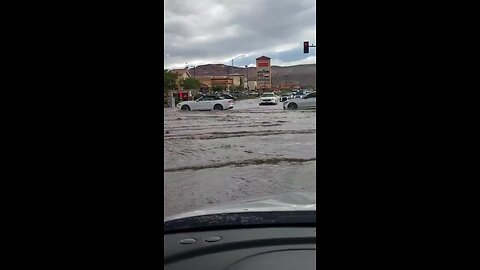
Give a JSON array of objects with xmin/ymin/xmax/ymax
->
[
  {"xmin": 280, "ymin": 94, "xmax": 291, "ymax": 102},
  {"xmin": 177, "ymin": 95, "xmax": 234, "ymax": 111},
  {"xmin": 294, "ymin": 91, "xmax": 305, "ymax": 99},
  {"xmin": 283, "ymin": 92, "xmax": 316, "ymax": 110},
  {"xmin": 259, "ymin": 92, "xmax": 279, "ymax": 105}
]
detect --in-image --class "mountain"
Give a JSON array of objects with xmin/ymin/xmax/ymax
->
[{"xmin": 188, "ymin": 64, "xmax": 316, "ymax": 88}]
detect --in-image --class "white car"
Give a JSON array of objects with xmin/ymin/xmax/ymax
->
[
  {"xmin": 293, "ymin": 91, "xmax": 306, "ymax": 99},
  {"xmin": 283, "ymin": 92, "xmax": 316, "ymax": 110},
  {"xmin": 177, "ymin": 95, "xmax": 234, "ymax": 111},
  {"xmin": 259, "ymin": 92, "xmax": 279, "ymax": 105}
]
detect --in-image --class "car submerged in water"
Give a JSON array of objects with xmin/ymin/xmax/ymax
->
[
  {"xmin": 164, "ymin": 192, "xmax": 316, "ymax": 270},
  {"xmin": 177, "ymin": 95, "xmax": 234, "ymax": 111},
  {"xmin": 283, "ymin": 92, "xmax": 316, "ymax": 110}
]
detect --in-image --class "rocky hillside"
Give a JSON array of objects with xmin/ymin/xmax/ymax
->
[{"xmin": 189, "ymin": 64, "xmax": 316, "ymax": 88}]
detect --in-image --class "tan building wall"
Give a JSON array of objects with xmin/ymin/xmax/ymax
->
[
  {"xmin": 211, "ymin": 77, "xmax": 234, "ymax": 88},
  {"xmin": 247, "ymin": 81, "xmax": 257, "ymax": 91},
  {"xmin": 195, "ymin": 76, "xmax": 213, "ymax": 87},
  {"xmin": 231, "ymin": 76, "xmax": 241, "ymax": 86},
  {"xmin": 227, "ymin": 74, "xmax": 246, "ymax": 88}
]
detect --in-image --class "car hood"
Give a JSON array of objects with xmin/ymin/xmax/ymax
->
[{"xmin": 164, "ymin": 192, "xmax": 316, "ymax": 222}]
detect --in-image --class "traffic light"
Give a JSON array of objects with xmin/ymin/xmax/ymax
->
[{"xmin": 304, "ymin": 41, "xmax": 309, "ymax": 53}]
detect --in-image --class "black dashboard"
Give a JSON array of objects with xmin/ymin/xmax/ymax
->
[{"xmin": 164, "ymin": 226, "xmax": 316, "ymax": 269}]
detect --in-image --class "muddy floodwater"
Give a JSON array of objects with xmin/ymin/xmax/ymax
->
[{"xmin": 164, "ymin": 99, "xmax": 316, "ymax": 217}]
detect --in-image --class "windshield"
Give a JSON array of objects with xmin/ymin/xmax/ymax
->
[{"xmin": 164, "ymin": 0, "xmax": 316, "ymax": 224}]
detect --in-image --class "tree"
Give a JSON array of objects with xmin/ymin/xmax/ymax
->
[
  {"xmin": 180, "ymin": 77, "xmax": 201, "ymax": 90},
  {"xmin": 164, "ymin": 70, "xmax": 178, "ymax": 91},
  {"xmin": 211, "ymin": 85, "xmax": 226, "ymax": 93}
]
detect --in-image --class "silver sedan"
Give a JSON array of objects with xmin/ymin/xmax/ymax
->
[{"xmin": 283, "ymin": 92, "xmax": 316, "ymax": 110}]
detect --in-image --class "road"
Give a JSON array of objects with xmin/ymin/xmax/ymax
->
[{"xmin": 164, "ymin": 98, "xmax": 316, "ymax": 217}]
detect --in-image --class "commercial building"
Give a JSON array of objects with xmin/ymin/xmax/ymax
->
[
  {"xmin": 247, "ymin": 80, "xmax": 257, "ymax": 91},
  {"xmin": 190, "ymin": 74, "xmax": 246, "ymax": 93},
  {"xmin": 211, "ymin": 76, "xmax": 234, "ymax": 88},
  {"xmin": 194, "ymin": 76, "xmax": 213, "ymax": 93},
  {"xmin": 227, "ymin": 73, "xmax": 246, "ymax": 89}
]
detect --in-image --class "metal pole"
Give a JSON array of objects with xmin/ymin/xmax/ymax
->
[
  {"xmin": 228, "ymin": 55, "xmax": 245, "ymax": 92},
  {"xmin": 228, "ymin": 58, "xmax": 234, "ymax": 91},
  {"xmin": 245, "ymin": 65, "xmax": 249, "ymax": 91}
]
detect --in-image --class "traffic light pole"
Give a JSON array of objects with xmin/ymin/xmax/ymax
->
[{"xmin": 303, "ymin": 41, "xmax": 316, "ymax": 53}]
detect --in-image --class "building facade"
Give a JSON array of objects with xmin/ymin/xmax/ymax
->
[
  {"xmin": 256, "ymin": 56, "xmax": 272, "ymax": 91},
  {"xmin": 228, "ymin": 73, "xmax": 245, "ymax": 89},
  {"xmin": 247, "ymin": 80, "xmax": 257, "ymax": 91},
  {"xmin": 211, "ymin": 76, "xmax": 234, "ymax": 88}
]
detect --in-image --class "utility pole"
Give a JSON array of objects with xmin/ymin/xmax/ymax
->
[
  {"xmin": 228, "ymin": 55, "xmax": 245, "ymax": 91},
  {"xmin": 245, "ymin": 65, "xmax": 249, "ymax": 92}
]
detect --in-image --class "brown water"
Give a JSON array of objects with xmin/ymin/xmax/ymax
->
[{"xmin": 164, "ymin": 99, "xmax": 316, "ymax": 217}]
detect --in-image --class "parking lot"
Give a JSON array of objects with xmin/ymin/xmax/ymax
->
[{"xmin": 164, "ymin": 99, "xmax": 316, "ymax": 217}]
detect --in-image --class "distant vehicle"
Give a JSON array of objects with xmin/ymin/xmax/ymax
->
[
  {"xmin": 283, "ymin": 92, "xmax": 316, "ymax": 110},
  {"xmin": 177, "ymin": 95, "xmax": 234, "ymax": 111},
  {"xmin": 280, "ymin": 94, "xmax": 291, "ymax": 102},
  {"xmin": 220, "ymin": 93, "xmax": 236, "ymax": 101},
  {"xmin": 294, "ymin": 92, "xmax": 304, "ymax": 99},
  {"xmin": 259, "ymin": 92, "xmax": 279, "ymax": 105}
]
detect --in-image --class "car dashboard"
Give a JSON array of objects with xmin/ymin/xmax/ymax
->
[{"xmin": 164, "ymin": 226, "xmax": 316, "ymax": 270}]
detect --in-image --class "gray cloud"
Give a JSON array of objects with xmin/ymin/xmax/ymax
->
[{"xmin": 164, "ymin": 0, "xmax": 316, "ymax": 68}]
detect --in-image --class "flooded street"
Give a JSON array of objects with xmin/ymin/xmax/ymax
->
[{"xmin": 164, "ymin": 99, "xmax": 316, "ymax": 217}]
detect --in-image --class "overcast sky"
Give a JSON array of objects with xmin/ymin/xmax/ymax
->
[{"xmin": 164, "ymin": 0, "xmax": 316, "ymax": 69}]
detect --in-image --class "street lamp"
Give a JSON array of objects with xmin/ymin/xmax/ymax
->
[
  {"xmin": 185, "ymin": 63, "xmax": 198, "ymax": 100},
  {"xmin": 228, "ymin": 54, "xmax": 245, "ymax": 91},
  {"xmin": 186, "ymin": 65, "xmax": 196, "ymax": 77},
  {"xmin": 229, "ymin": 54, "xmax": 245, "ymax": 75}
]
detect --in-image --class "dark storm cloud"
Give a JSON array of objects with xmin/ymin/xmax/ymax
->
[{"xmin": 164, "ymin": 0, "xmax": 316, "ymax": 68}]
